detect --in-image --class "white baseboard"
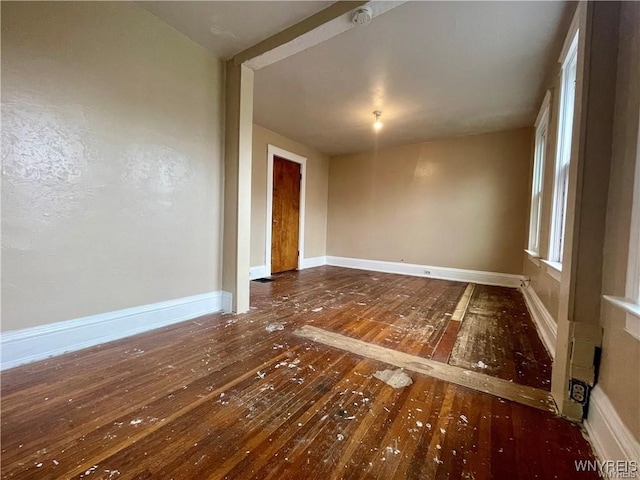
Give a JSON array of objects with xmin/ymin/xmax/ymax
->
[
  {"xmin": 250, "ymin": 265, "xmax": 268, "ymax": 280},
  {"xmin": 221, "ymin": 291, "xmax": 233, "ymax": 313},
  {"xmin": 301, "ymin": 256, "xmax": 327, "ymax": 269},
  {"xmin": 585, "ymin": 385, "xmax": 640, "ymax": 462},
  {"xmin": 250, "ymin": 257, "xmax": 327, "ymax": 279},
  {"xmin": 520, "ymin": 285, "xmax": 557, "ymax": 358},
  {"xmin": 325, "ymin": 256, "xmax": 525, "ymax": 288},
  {"xmin": 0, "ymin": 291, "xmax": 225, "ymax": 371}
]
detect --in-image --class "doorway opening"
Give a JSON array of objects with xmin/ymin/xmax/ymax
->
[{"xmin": 265, "ymin": 145, "xmax": 306, "ymax": 276}]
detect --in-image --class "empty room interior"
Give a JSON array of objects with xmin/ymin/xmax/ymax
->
[{"xmin": 1, "ymin": 1, "xmax": 639, "ymax": 479}]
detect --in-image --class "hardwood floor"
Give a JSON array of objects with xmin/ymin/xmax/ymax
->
[
  {"xmin": 449, "ymin": 284, "xmax": 553, "ymax": 390},
  {"xmin": 1, "ymin": 266, "xmax": 597, "ymax": 479}
]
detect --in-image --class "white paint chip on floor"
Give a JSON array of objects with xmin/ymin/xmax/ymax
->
[
  {"xmin": 373, "ymin": 368, "xmax": 413, "ymax": 388},
  {"xmin": 266, "ymin": 323, "xmax": 285, "ymax": 332},
  {"xmin": 294, "ymin": 325, "xmax": 557, "ymax": 412}
]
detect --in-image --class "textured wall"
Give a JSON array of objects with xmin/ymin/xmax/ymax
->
[
  {"xmin": 327, "ymin": 128, "xmax": 532, "ymax": 274},
  {"xmin": 1, "ymin": 2, "xmax": 225, "ymax": 331}
]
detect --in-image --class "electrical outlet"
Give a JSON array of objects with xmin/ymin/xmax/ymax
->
[
  {"xmin": 424, "ymin": 270, "xmax": 431, "ymax": 275},
  {"xmin": 569, "ymin": 379, "xmax": 590, "ymax": 405}
]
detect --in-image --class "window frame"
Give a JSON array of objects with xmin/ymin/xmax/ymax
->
[
  {"xmin": 549, "ymin": 30, "xmax": 579, "ymax": 267},
  {"xmin": 528, "ymin": 91, "xmax": 551, "ymax": 257},
  {"xmin": 603, "ymin": 108, "xmax": 640, "ymax": 341}
]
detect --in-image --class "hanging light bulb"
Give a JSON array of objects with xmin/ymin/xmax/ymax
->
[{"xmin": 373, "ymin": 110, "xmax": 383, "ymax": 131}]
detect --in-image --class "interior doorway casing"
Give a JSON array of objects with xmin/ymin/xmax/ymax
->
[{"xmin": 265, "ymin": 145, "xmax": 306, "ymax": 277}]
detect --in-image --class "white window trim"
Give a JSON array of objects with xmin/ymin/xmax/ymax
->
[
  {"xmin": 603, "ymin": 109, "xmax": 640, "ymax": 341},
  {"xmin": 557, "ymin": 7, "xmax": 580, "ymax": 65},
  {"xmin": 528, "ymin": 91, "xmax": 551, "ymax": 257},
  {"xmin": 602, "ymin": 296, "xmax": 640, "ymax": 340},
  {"xmin": 541, "ymin": 258, "xmax": 562, "ymax": 282},
  {"xmin": 525, "ymin": 249, "xmax": 541, "ymax": 267},
  {"xmin": 549, "ymin": 30, "xmax": 579, "ymax": 264}
]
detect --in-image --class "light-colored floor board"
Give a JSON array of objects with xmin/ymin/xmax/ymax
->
[{"xmin": 294, "ymin": 325, "xmax": 556, "ymax": 413}]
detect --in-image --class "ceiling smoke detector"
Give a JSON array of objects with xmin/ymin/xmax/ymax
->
[{"xmin": 351, "ymin": 7, "xmax": 373, "ymax": 26}]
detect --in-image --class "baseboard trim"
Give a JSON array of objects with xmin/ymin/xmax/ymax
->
[
  {"xmin": 301, "ymin": 256, "xmax": 327, "ymax": 269},
  {"xmin": 250, "ymin": 256, "xmax": 327, "ymax": 279},
  {"xmin": 585, "ymin": 385, "xmax": 640, "ymax": 463},
  {"xmin": 0, "ymin": 291, "xmax": 225, "ymax": 370},
  {"xmin": 325, "ymin": 256, "xmax": 525, "ymax": 288},
  {"xmin": 520, "ymin": 285, "xmax": 557, "ymax": 358},
  {"xmin": 250, "ymin": 265, "xmax": 268, "ymax": 280},
  {"xmin": 221, "ymin": 291, "xmax": 233, "ymax": 313}
]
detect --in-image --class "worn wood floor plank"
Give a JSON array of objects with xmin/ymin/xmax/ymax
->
[
  {"xmin": 449, "ymin": 284, "xmax": 553, "ymax": 390},
  {"xmin": 1, "ymin": 266, "xmax": 596, "ymax": 480},
  {"xmin": 451, "ymin": 283, "xmax": 475, "ymax": 322},
  {"xmin": 294, "ymin": 325, "xmax": 556, "ymax": 413}
]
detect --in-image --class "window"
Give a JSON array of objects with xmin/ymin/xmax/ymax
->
[
  {"xmin": 629, "ymin": 187, "xmax": 640, "ymax": 306},
  {"xmin": 549, "ymin": 31, "xmax": 579, "ymax": 265},
  {"xmin": 604, "ymin": 105, "xmax": 640, "ymax": 340},
  {"xmin": 604, "ymin": 113, "xmax": 640, "ymax": 340},
  {"xmin": 624, "ymin": 143, "xmax": 640, "ymax": 340},
  {"xmin": 528, "ymin": 92, "xmax": 550, "ymax": 256}
]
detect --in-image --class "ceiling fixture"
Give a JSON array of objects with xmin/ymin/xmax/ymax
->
[
  {"xmin": 373, "ymin": 111, "xmax": 383, "ymax": 131},
  {"xmin": 351, "ymin": 7, "xmax": 373, "ymax": 27}
]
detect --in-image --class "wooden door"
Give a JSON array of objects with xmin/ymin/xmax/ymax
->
[{"xmin": 271, "ymin": 156, "xmax": 301, "ymax": 274}]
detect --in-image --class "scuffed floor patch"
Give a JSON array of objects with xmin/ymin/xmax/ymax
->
[
  {"xmin": 266, "ymin": 323, "xmax": 285, "ymax": 332},
  {"xmin": 373, "ymin": 368, "xmax": 413, "ymax": 388}
]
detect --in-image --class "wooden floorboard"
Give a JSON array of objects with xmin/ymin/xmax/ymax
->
[
  {"xmin": 448, "ymin": 284, "xmax": 553, "ymax": 390},
  {"xmin": 1, "ymin": 266, "xmax": 595, "ymax": 479},
  {"xmin": 294, "ymin": 325, "xmax": 556, "ymax": 412}
]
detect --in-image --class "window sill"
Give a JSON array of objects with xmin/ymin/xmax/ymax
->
[
  {"xmin": 540, "ymin": 259, "xmax": 562, "ymax": 281},
  {"xmin": 524, "ymin": 249, "xmax": 541, "ymax": 267},
  {"xmin": 603, "ymin": 295, "xmax": 640, "ymax": 341}
]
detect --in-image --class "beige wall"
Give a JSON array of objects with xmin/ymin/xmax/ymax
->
[
  {"xmin": 223, "ymin": 63, "xmax": 253, "ymax": 312},
  {"xmin": 1, "ymin": 2, "xmax": 225, "ymax": 331},
  {"xmin": 524, "ymin": 71, "xmax": 563, "ymax": 321},
  {"xmin": 327, "ymin": 129, "xmax": 532, "ymax": 274},
  {"xmin": 598, "ymin": 0, "xmax": 640, "ymax": 440},
  {"xmin": 251, "ymin": 124, "xmax": 329, "ymax": 267},
  {"xmin": 524, "ymin": 259, "xmax": 561, "ymax": 319}
]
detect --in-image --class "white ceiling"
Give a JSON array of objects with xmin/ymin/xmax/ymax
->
[
  {"xmin": 142, "ymin": 1, "xmax": 571, "ymax": 157},
  {"xmin": 140, "ymin": 1, "xmax": 333, "ymax": 59}
]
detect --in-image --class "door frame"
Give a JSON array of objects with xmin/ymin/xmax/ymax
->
[{"xmin": 265, "ymin": 144, "xmax": 307, "ymax": 276}]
